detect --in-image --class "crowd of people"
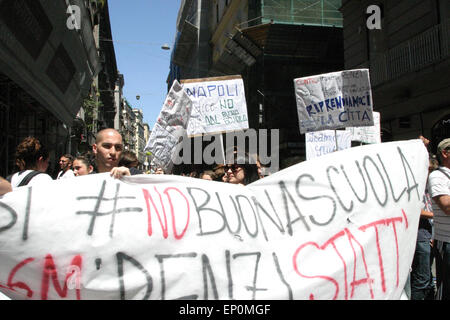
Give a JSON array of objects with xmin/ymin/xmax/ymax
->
[
  {"xmin": 0, "ymin": 128, "xmax": 267, "ymax": 190},
  {"xmin": 0, "ymin": 128, "xmax": 448, "ymax": 300}
]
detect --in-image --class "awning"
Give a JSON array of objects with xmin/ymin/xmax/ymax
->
[{"xmin": 240, "ymin": 22, "xmax": 343, "ymax": 60}]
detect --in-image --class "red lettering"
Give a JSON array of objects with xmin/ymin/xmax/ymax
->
[
  {"xmin": 293, "ymin": 231, "xmax": 345, "ymax": 300},
  {"xmin": 294, "ymin": 212, "xmax": 408, "ymax": 299},
  {"xmin": 323, "ymin": 231, "xmax": 348, "ymax": 299},
  {"xmin": 41, "ymin": 254, "xmax": 82, "ymax": 300},
  {"xmin": 344, "ymin": 229, "xmax": 374, "ymax": 299},
  {"xmin": 359, "ymin": 216, "xmax": 404, "ymax": 293},
  {"xmin": 1, "ymin": 257, "xmax": 35, "ymax": 298},
  {"xmin": 164, "ymin": 187, "xmax": 190, "ymax": 240},
  {"xmin": 142, "ymin": 187, "xmax": 168, "ymax": 238}
]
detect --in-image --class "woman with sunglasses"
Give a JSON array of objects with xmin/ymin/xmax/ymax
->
[{"xmin": 224, "ymin": 151, "xmax": 259, "ymax": 186}]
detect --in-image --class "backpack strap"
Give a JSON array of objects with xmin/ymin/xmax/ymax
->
[
  {"xmin": 17, "ymin": 171, "xmax": 43, "ymax": 187},
  {"xmin": 438, "ymin": 168, "xmax": 450, "ymax": 180}
]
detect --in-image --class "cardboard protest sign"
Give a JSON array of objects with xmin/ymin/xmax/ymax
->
[
  {"xmin": 144, "ymin": 80, "xmax": 192, "ymax": 170},
  {"xmin": 306, "ymin": 130, "xmax": 352, "ymax": 160},
  {"xmin": 0, "ymin": 140, "xmax": 428, "ymax": 300},
  {"xmin": 181, "ymin": 75, "xmax": 249, "ymax": 137},
  {"xmin": 294, "ymin": 69, "xmax": 374, "ymax": 134},
  {"xmin": 346, "ymin": 111, "xmax": 381, "ymax": 144}
]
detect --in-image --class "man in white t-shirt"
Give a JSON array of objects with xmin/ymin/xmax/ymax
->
[
  {"xmin": 427, "ymin": 138, "xmax": 450, "ymax": 300},
  {"xmin": 56, "ymin": 154, "xmax": 75, "ymax": 179}
]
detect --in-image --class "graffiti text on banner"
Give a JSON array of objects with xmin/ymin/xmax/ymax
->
[{"xmin": 0, "ymin": 140, "xmax": 428, "ymax": 300}]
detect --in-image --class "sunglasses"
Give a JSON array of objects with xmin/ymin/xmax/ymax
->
[{"xmin": 225, "ymin": 164, "xmax": 243, "ymax": 172}]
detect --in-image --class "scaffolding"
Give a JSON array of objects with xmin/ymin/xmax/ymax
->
[{"xmin": 261, "ymin": 0, "xmax": 343, "ymax": 27}]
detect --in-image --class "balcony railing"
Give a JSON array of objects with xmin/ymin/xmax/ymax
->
[{"xmin": 370, "ymin": 19, "xmax": 450, "ymax": 86}]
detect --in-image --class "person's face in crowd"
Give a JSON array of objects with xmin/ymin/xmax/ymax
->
[
  {"xmin": 36, "ymin": 156, "xmax": 50, "ymax": 173},
  {"xmin": 222, "ymin": 173, "xmax": 228, "ymax": 183},
  {"xmin": 93, "ymin": 130, "xmax": 123, "ymax": 172},
  {"xmin": 59, "ymin": 156, "xmax": 71, "ymax": 171},
  {"xmin": 73, "ymin": 160, "xmax": 93, "ymax": 176},
  {"xmin": 201, "ymin": 174, "xmax": 213, "ymax": 181},
  {"xmin": 225, "ymin": 164, "xmax": 245, "ymax": 185},
  {"xmin": 155, "ymin": 168, "xmax": 164, "ymax": 174}
]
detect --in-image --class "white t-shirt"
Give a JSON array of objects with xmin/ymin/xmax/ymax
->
[
  {"xmin": 56, "ymin": 169, "xmax": 75, "ymax": 179},
  {"xmin": 10, "ymin": 170, "xmax": 53, "ymax": 189},
  {"xmin": 427, "ymin": 166, "xmax": 450, "ymax": 243}
]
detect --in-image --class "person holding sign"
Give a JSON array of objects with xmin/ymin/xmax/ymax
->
[{"xmin": 92, "ymin": 128, "xmax": 130, "ymax": 178}]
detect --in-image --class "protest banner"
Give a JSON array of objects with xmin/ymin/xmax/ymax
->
[
  {"xmin": 294, "ymin": 69, "xmax": 374, "ymax": 134},
  {"xmin": 181, "ymin": 75, "xmax": 249, "ymax": 137},
  {"xmin": 305, "ymin": 130, "xmax": 352, "ymax": 160},
  {"xmin": 144, "ymin": 80, "xmax": 193, "ymax": 171},
  {"xmin": 346, "ymin": 112, "xmax": 381, "ymax": 144},
  {"xmin": 0, "ymin": 139, "xmax": 428, "ymax": 300}
]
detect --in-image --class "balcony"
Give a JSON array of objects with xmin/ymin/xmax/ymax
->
[{"xmin": 370, "ymin": 19, "xmax": 450, "ymax": 87}]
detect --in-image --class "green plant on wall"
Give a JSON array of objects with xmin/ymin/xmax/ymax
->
[{"xmin": 83, "ymin": 93, "xmax": 103, "ymax": 134}]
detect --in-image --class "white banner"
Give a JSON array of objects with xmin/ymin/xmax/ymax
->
[
  {"xmin": 294, "ymin": 69, "xmax": 374, "ymax": 134},
  {"xmin": 144, "ymin": 80, "xmax": 192, "ymax": 170},
  {"xmin": 346, "ymin": 112, "xmax": 381, "ymax": 144},
  {"xmin": 0, "ymin": 140, "xmax": 428, "ymax": 300},
  {"xmin": 306, "ymin": 130, "xmax": 352, "ymax": 160},
  {"xmin": 182, "ymin": 76, "xmax": 249, "ymax": 137}
]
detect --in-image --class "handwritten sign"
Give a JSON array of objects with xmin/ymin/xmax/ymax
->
[
  {"xmin": 181, "ymin": 75, "xmax": 249, "ymax": 137},
  {"xmin": 346, "ymin": 112, "xmax": 381, "ymax": 144},
  {"xmin": 144, "ymin": 80, "xmax": 193, "ymax": 170},
  {"xmin": 294, "ymin": 69, "xmax": 374, "ymax": 134},
  {"xmin": 0, "ymin": 140, "xmax": 428, "ymax": 300},
  {"xmin": 306, "ymin": 130, "xmax": 352, "ymax": 160}
]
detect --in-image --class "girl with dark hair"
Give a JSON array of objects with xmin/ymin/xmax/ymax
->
[
  {"xmin": 73, "ymin": 156, "xmax": 94, "ymax": 176},
  {"xmin": 118, "ymin": 150, "xmax": 143, "ymax": 175},
  {"xmin": 8, "ymin": 136, "xmax": 53, "ymax": 188},
  {"xmin": 223, "ymin": 151, "xmax": 259, "ymax": 186}
]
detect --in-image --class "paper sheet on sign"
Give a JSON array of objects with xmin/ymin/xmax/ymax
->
[
  {"xmin": 306, "ymin": 130, "xmax": 352, "ymax": 160},
  {"xmin": 182, "ymin": 75, "xmax": 249, "ymax": 137},
  {"xmin": 294, "ymin": 69, "xmax": 374, "ymax": 134},
  {"xmin": 144, "ymin": 80, "xmax": 192, "ymax": 170},
  {"xmin": 0, "ymin": 140, "xmax": 428, "ymax": 300},
  {"xmin": 346, "ymin": 111, "xmax": 381, "ymax": 144}
]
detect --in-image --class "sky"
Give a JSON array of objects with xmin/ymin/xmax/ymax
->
[{"xmin": 108, "ymin": 0, "xmax": 182, "ymax": 129}]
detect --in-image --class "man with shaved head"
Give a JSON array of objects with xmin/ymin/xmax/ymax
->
[{"xmin": 92, "ymin": 128, "xmax": 130, "ymax": 178}]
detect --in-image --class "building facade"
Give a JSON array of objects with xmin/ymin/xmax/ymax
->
[
  {"xmin": 340, "ymin": 0, "xmax": 450, "ymax": 153},
  {"xmin": 0, "ymin": 0, "xmax": 102, "ymax": 177},
  {"xmin": 132, "ymin": 108, "xmax": 146, "ymax": 169},
  {"xmin": 170, "ymin": 0, "xmax": 344, "ymax": 169}
]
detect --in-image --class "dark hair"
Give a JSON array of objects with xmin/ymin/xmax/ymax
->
[
  {"xmin": 226, "ymin": 151, "xmax": 259, "ymax": 185},
  {"xmin": 119, "ymin": 150, "xmax": 139, "ymax": 168},
  {"xmin": 74, "ymin": 156, "xmax": 93, "ymax": 169},
  {"xmin": 15, "ymin": 137, "xmax": 49, "ymax": 170},
  {"xmin": 61, "ymin": 154, "xmax": 74, "ymax": 163},
  {"xmin": 200, "ymin": 170, "xmax": 216, "ymax": 179}
]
